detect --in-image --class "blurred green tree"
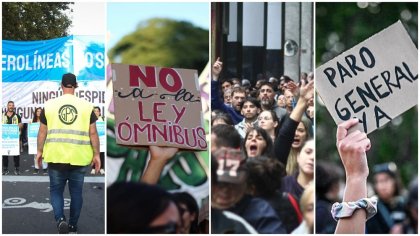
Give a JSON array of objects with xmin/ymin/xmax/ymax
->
[
  {"xmin": 2, "ymin": 2, "xmax": 72, "ymax": 40},
  {"xmin": 108, "ymin": 18, "xmax": 209, "ymax": 73},
  {"xmin": 316, "ymin": 2, "xmax": 418, "ymax": 185},
  {"xmin": 316, "ymin": 2, "xmax": 417, "ymax": 65}
]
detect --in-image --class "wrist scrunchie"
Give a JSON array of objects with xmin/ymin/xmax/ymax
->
[{"xmin": 331, "ymin": 197, "xmax": 378, "ymax": 221}]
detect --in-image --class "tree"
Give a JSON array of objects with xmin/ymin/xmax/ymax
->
[
  {"xmin": 2, "ymin": 2, "xmax": 73, "ymax": 41},
  {"xmin": 316, "ymin": 2, "xmax": 417, "ymax": 65},
  {"xmin": 109, "ymin": 18, "xmax": 209, "ymax": 73}
]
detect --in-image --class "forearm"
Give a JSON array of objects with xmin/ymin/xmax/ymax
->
[
  {"xmin": 335, "ymin": 176, "xmax": 368, "ymax": 234},
  {"xmin": 89, "ymin": 123, "xmax": 100, "ymax": 155},
  {"xmin": 141, "ymin": 159, "xmax": 167, "ymax": 185},
  {"xmin": 289, "ymin": 97, "xmax": 307, "ymax": 122},
  {"xmin": 37, "ymin": 124, "xmax": 47, "ymax": 152},
  {"xmin": 274, "ymin": 116, "xmax": 298, "ymax": 165},
  {"xmin": 90, "ymin": 132, "xmax": 100, "ymax": 155}
]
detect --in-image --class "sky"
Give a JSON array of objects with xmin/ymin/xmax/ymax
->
[
  {"xmin": 68, "ymin": 2, "xmax": 106, "ymax": 36},
  {"xmin": 66, "ymin": 2, "xmax": 209, "ymax": 49},
  {"xmin": 107, "ymin": 2, "xmax": 210, "ymax": 48}
]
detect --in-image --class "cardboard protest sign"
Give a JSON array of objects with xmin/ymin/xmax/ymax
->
[
  {"xmin": 111, "ymin": 63, "xmax": 207, "ymax": 151},
  {"xmin": 28, "ymin": 122, "xmax": 40, "ymax": 155},
  {"xmin": 2, "ymin": 124, "xmax": 20, "ymax": 155},
  {"xmin": 316, "ymin": 21, "xmax": 418, "ymax": 134}
]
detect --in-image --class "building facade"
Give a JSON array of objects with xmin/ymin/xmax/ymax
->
[{"xmin": 212, "ymin": 2, "xmax": 313, "ymax": 85}]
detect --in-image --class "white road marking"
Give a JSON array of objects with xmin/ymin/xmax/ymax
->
[{"xmin": 2, "ymin": 176, "xmax": 104, "ymax": 183}]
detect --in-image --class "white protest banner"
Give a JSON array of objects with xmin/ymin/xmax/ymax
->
[
  {"xmin": 2, "ymin": 124, "xmax": 20, "ymax": 156},
  {"xmin": 112, "ymin": 63, "xmax": 207, "ymax": 151},
  {"xmin": 316, "ymin": 21, "xmax": 418, "ymax": 134},
  {"xmin": 96, "ymin": 120, "xmax": 105, "ymax": 152},
  {"xmin": 28, "ymin": 122, "xmax": 40, "ymax": 155}
]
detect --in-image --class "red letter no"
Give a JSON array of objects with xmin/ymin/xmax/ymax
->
[
  {"xmin": 159, "ymin": 68, "xmax": 182, "ymax": 92},
  {"xmin": 129, "ymin": 65, "xmax": 156, "ymax": 87}
]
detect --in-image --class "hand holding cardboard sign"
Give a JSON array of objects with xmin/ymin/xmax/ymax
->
[
  {"xmin": 336, "ymin": 118, "xmax": 371, "ymax": 179},
  {"xmin": 141, "ymin": 146, "xmax": 179, "ymax": 185},
  {"xmin": 212, "ymin": 57, "xmax": 223, "ymax": 81},
  {"xmin": 335, "ymin": 118, "xmax": 370, "ymax": 234},
  {"xmin": 149, "ymin": 145, "xmax": 179, "ymax": 162}
]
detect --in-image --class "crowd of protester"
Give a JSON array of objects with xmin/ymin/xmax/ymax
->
[{"xmin": 210, "ymin": 58, "xmax": 315, "ymax": 234}]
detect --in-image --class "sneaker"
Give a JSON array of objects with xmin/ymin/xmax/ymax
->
[
  {"xmin": 90, "ymin": 169, "xmax": 95, "ymax": 175},
  {"xmin": 69, "ymin": 225, "xmax": 78, "ymax": 234},
  {"xmin": 57, "ymin": 218, "xmax": 69, "ymax": 234},
  {"xmin": 14, "ymin": 168, "xmax": 20, "ymax": 175},
  {"xmin": 33, "ymin": 169, "xmax": 39, "ymax": 174},
  {"xmin": 99, "ymin": 169, "xmax": 105, "ymax": 175},
  {"xmin": 43, "ymin": 169, "xmax": 48, "ymax": 175},
  {"xmin": 2, "ymin": 169, "xmax": 9, "ymax": 175}
]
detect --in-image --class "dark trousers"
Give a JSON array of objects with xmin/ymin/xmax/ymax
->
[
  {"xmin": 49, "ymin": 166, "xmax": 87, "ymax": 226},
  {"xmin": 3, "ymin": 155, "xmax": 20, "ymax": 169}
]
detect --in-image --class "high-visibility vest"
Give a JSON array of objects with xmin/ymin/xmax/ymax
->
[
  {"xmin": 43, "ymin": 94, "xmax": 94, "ymax": 166},
  {"xmin": 2, "ymin": 113, "xmax": 19, "ymax": 124}
]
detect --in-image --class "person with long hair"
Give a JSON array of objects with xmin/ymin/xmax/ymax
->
[
  {"xmin": 32, "ymin": 107, "xmax": 47, "ymax": 174},
  {"xmin": 257, "ymin": 110, "xmax": 279, "ymax": 141},
  {"xmin": 292, "ymin": 182, "xmax": 314, "ymax": 234},
  {"xmin": 173, "ymin": 192, "xmax": 200, "ymax": 234},
  {"xmin": 243, "ymin": 127, "xmax": 273, "ymax": 159},
  {"xmin": 282, "ymin": 139, "xmax": 314, "ymax": 200},
  {"xmin": 285, "ymin": 116, "xmax": 313, "ymax": 175},
  {"xmin": 272, "ymin": 79, "xmax": 314, "ymax": 176}
]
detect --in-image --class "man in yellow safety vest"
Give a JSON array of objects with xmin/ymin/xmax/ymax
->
[{"xmin": 36, "ymin": 73, "xmax": 101, "ymax": 234}]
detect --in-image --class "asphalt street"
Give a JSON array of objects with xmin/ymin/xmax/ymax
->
[{"xmin": 2, "ymin": 146, "xmax": 105, "ymax": 234}]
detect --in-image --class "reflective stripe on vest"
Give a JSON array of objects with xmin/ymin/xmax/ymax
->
[
  {"xmin": 45, "ymin": 138, "xmax": 91, "ymax": 145},
  {"xmin": 47, "ymin": 129, "xmax": 90, "ymax": 137}
]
